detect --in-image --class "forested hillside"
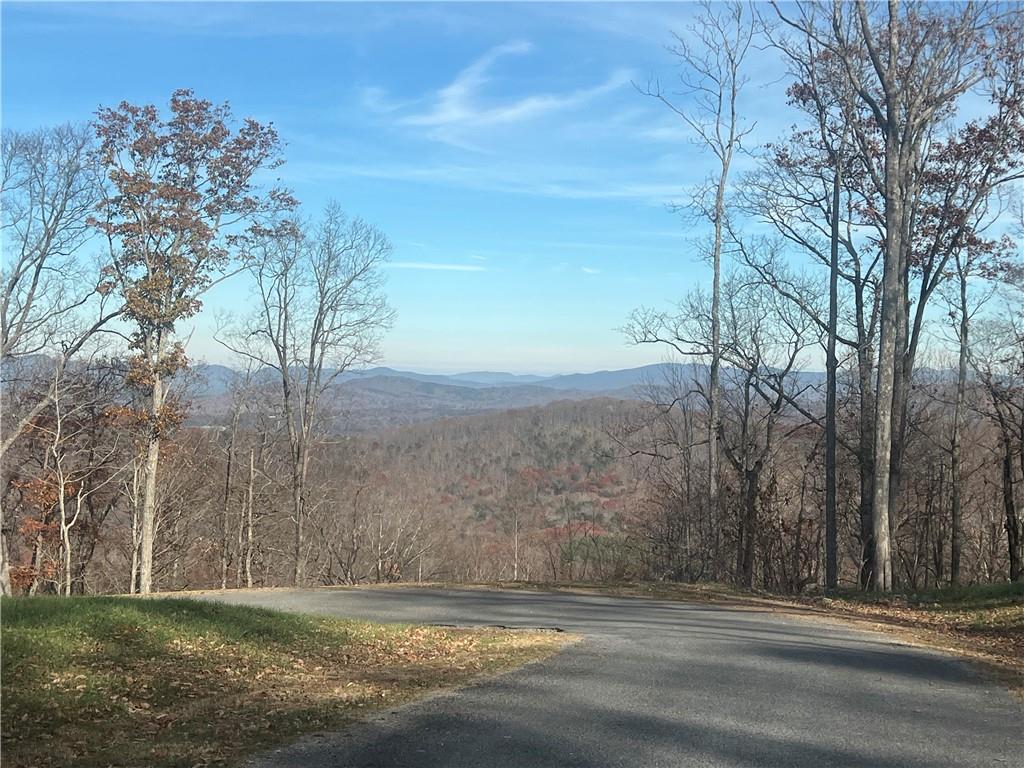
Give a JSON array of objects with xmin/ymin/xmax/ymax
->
[
  {"xmin": 2, "ymin": 391, "xmax": 648, "ymax": 591},
  {"xmin": 2, "ymin": 2, "xmax": 1023, "ymax": 598}
]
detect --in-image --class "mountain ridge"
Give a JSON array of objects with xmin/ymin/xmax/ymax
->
[
  {"xmin": 190, "ymin": 361, "xmax": 729, "ymax": 397},
  {"xmin": 185, "ymin": 362, "xmax": 826, "ymax": 431}
]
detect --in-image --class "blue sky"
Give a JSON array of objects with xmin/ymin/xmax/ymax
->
[{"xmin": 2, "ymin": 1, "xmax": 795, "ymax": 374}]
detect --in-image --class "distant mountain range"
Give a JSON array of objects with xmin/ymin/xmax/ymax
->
[
  {"xmin": 190, "ymin": 362, "xmax": 718, "ymax": 397},
  {"xmin": 186, "ymin": 362, "xmax": 826, "ymax": 432},
  {"xmin": 2, "ymin": 356, "xmax": 826, "ymax": 432}
]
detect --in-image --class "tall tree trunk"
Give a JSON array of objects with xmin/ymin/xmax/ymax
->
[
  {"xmin": 27, "ymin": 532, "xmax": 44, "ymax": 595},
  {"xmin": 871, "ymin": 180, "xmax": 900, "ymax": 592},
  {"xmin": 292, "ymin": 438, "xmax": 309, "ymax": 586},
  {"xmin": 220, "ymin": 405, "xmax": 240, "ymax": 590},
  {"xmin": 129, "ymin": 462, "xmax": 141, "ymax": 594},
  {"xmin": 950, "ymin": 264, "xmax": 969, "ymax": 585},
  {"xmin": 857, "ymin": 340, "xmax": 876, "ymax": 588},
  {"xmin": 58, "ymin": 491, "xmax": 80, "ymax": 597},
  {"xmin": 245, "ymin": 447, "xmax": 255, "ymax": 588},
  {"xmin": 825, "ymin": 158, "xmax": 841, "ymax": 590},
  {"xmin": 885, "ymin": 248, "xmax": 911, "ymax": 590},
  {"xmin": 708, "ymin": 168, "xmax": 727, "ymax": 576},
  {"xmin": 293, "ymin": 472, "xmax": 304, "ymax": 585},
  {"xmin": 513, "ymin": 508, "xmax": 519, "ymax": 582},
  {"xmin": 869, "ymin": 5, "xmax": 905, "ymax": 592},
  {"xmin": 739, "ymin": 468, "xmax": 758, "ymax": 589},
  {"xmin": 138, "ymin": 370, "xmax": 163, "ymax": 595},
  {"xmin": 1001, "ymin": 441, "xmax": 1022, "ymax": 582}
]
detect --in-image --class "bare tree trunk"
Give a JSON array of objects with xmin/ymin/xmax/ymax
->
[
  {"xmin": 1001, "ymin": 443, "xmax": 1022, "ymax": 581},
  {"xmin": 708, "ymin": 171, "xmax": 725, "ymax": 577},
  {"xmin": 130, "ymin": 513, "xmax": 140, "ymax": 594},
  {"xmin": 886, "ymin": 251, "xmax": 911, "ymax": 590},
  {"xmin": 245, "ymin": 447, "xmax": 255, "ymax": 588},
  {"xmin": 738, "ymin": 468, "xmax": 758, "ymax": 588},
  {"xmin": 58, "ymin": 487, "xmax": 70, "ymax": 596},
  {"xmin": 128, "ymin": 461, "xmax": 141, "ymax": 594},
  {"xmin": 220, "ymin": 404, "xmax": 240, "ymax": 590},
  {"xmin": 950, "ymin": 264, "xmax": 969, "ymax": 585},
  {"xmin": 27, "ymin": 533, "xmax": 44, "ymax": 595},
  {"xmin": 292, "ymin": 440, "xmax": 309, "ymax": 586},
  {"xmin": 869, "ymin": 5, "xmax": 903, "ymax": 591},
  {"xmin": 513, "ymin": 508, "xmax": 519, "ymax": 581},
  {"xmin": 825, "ymin": 157, "xmax": 841, "ymax": 590},
  {"xmin": 0, "ymin": 530, "xmax": 11, "ymax": 596},
  {"xmin": 138, "ymin": 370, "xmax": 163, "ymax": 595},
  {"xmin": 872, "ymin": 247, "xmax": 898, "ymax": 591},
  {"xmin": 59, "ymin": 490, "xmax": 84, "ymax": 597},
  {"xmin": 376, "ymin": 509, "xmax": 385, "ymax": 583}
]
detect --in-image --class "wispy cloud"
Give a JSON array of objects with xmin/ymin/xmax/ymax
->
[
  {"xmin": 581, "ymin": 267, "xmax": 601, "ymax": 275},
  {"xmin": 402, "ymin": 40, "xmax": 532, "ymax": 128},
  {"xmin": 381, "ymin": 40, "xmax": 633, "ymax": 145},
  {"xmin": 286, "ymin": 159, "xmax": 687, "ymax": 204},
  {"xmin": 389, "ymin": 261, "xmax": 486, "ymax": 272},
  {"xmin": 360, "ymin": 86, "xmax": 404, "ymax": 114}
]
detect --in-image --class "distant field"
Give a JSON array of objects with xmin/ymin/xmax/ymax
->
[{"xmin": 0, "ymin": 597, "xmax": 568, "ymax": 768}]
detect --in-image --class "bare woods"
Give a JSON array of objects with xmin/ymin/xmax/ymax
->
[
  {"xmin": 2, "ymin": 2, "xmax": 1023, "ymax": 596},
  {"xmin": 623, "ymin": 1, "xmax": 1024, "ymax": 591}
]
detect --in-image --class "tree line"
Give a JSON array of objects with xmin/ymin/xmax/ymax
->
[
  {"xmin": 1, "ymin": 92, "xmax": 393, "ymax": 594},
  {"xmin": 2, "ymin": 1, "xmax": 1023, "ymax": 596},
  {"xmin": 623, "ymin": 1, "xmax": 1023, "ymax": 591}
]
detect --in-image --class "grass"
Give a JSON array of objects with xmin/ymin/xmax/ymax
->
[
  {"xmin": 0, "ymin": 596, "xmax": 569, "ymax": 768},
  {"xmin": 823, "ymin": 580, "xmax": 1023, "ymax": 614},
  {"xmin": 801, "ymin": 582, "xmax": 1024, "ymax": 688}
]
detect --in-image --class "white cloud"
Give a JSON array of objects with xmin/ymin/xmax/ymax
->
[
  {"xmin": 360, "ymin": 86, "xmax": 404, "ymax": 114},
  {"xmin": 402, "ymin": 40, "xmax": 532, "ymax": 128},
  {"xmin": 387, "ymin": 40, "xmax": 633, "ymax": 144},
  {"xmin": 581, "ymin": 266, "xmax": 601, "ymax": 275},
  {"xmin": 287, "ymin": 159, "xmax": 686, "ymax": 204},
  {"xmin": 389, "ymin": 261, "xmax": 486, "ymax": 272}
]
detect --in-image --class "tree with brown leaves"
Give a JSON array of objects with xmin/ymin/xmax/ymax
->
[{"xmin": 91, "ymin": 89, "xmax": 295, "ymax": 593}]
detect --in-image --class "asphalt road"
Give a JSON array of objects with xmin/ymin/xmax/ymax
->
[{"xmin": 205, "ymin": 587, "xmax": 1022, "ymax": 768}]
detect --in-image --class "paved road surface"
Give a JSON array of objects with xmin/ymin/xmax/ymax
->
[{"xmin": 204, "ymin": 587, "xmax": 1021, "ymax": 767}]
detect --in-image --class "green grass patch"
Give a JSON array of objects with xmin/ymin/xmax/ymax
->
[
  {"xmin": 0, "ymin": 596, "xmax": 567, "ymax": 768},
  {"xmin": 827, "ymin": 581, "xmax": 1023, "ymax": 612},
  {"xmin": 816, "ymin": 582, "xmax": 1024, "ymax": 632}
]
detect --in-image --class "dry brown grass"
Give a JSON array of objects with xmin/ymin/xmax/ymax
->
[{"xmin": 1, "ymin": 596, "xmax": 571, "ymax": 768}]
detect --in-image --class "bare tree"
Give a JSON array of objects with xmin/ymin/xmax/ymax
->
[
  {"xmin": 625, "ymin": 267, "xmax": 819, "ymax": 588},
  {"xmin": 0, "ymin": 125, "xmax": 115, "ymax": 372},
  {"xmin": 221, "ymin": 202, "xmax": 394, "ymax": 585},
  {"xmin": 42, "ymin": 364, "xmax": 128, "ymax": 594},
  {"xmin": 4, "ymin": 358, "xmax": 128, "ymax": 595},
  {"xmin": 773, "ymin": 0, "xmax": 1012, "ymax": 589},
  {"xmin": 637, "ymin": 1, "xmax": 756, "ymax": 561},
  {"xmin": 973, "ymin": 316, "xmax": 1024, "ymax": 581},
  {"xmin": 757, "ymin": 6, "xmax": 876, "ymax": 589},
  {"xmin": 943, "ymin": 233, "xmax": 1010, "ymax": 584},
  {"xmin": 0, "ymin": 125, "xmax": 122, "ymax": 595}
]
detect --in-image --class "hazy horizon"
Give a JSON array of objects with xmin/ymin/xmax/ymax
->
[{"xmin": 2, "ymin": 1, "xmax": 797, "ymax": 374}]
